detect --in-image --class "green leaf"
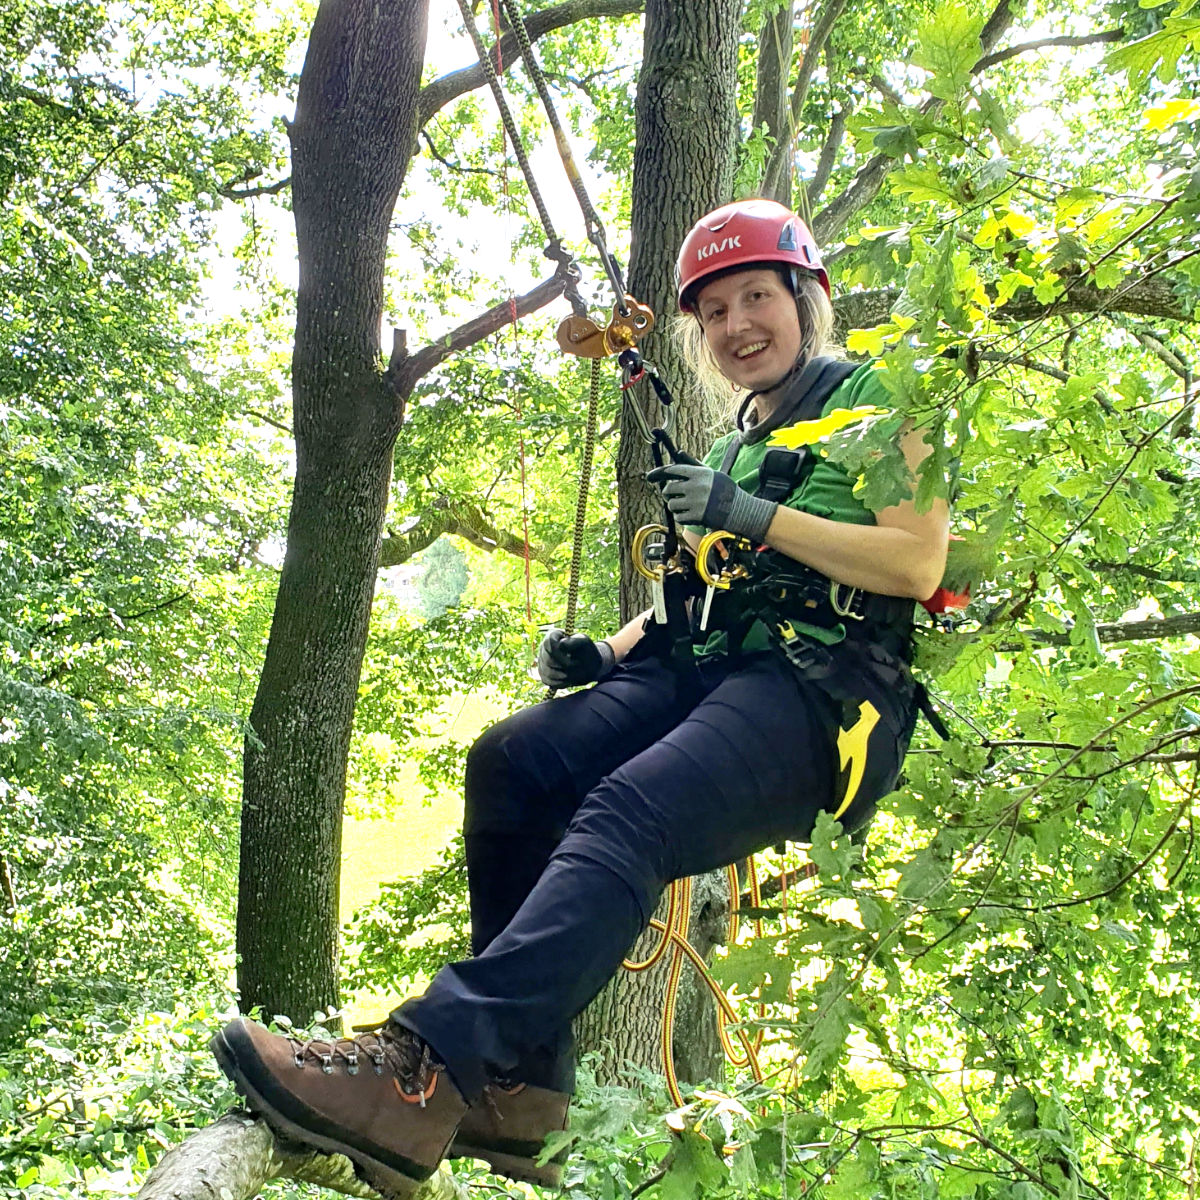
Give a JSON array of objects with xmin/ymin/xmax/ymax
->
[
  {"xmin": 1105, "ymin": 19, "xmax": 1200, "ymax": 87},
  {"xmin": 891, "ymin": 165, "xmax": 960, "ymax": 206},
  {"xmin": 913, "ymin": 3, "xmax": 986, "ymax": 104}
]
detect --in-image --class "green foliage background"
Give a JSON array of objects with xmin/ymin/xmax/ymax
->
[{"xmin": 2, "ymin": 0, "xmax": 1199, "ymax": 1195}]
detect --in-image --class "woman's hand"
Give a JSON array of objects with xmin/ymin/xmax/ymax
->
[
  {"xmin": 645, "ymin": 463, "xmax": 777, "ymax": 543},
  {"xmin": 537, "ymin": 629, "xmax": 616, "ymax": 688}
]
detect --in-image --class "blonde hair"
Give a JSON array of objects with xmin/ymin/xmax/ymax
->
[{"xmin": 673, "ymin": 273, "xmax": 839, "ymax": 427}]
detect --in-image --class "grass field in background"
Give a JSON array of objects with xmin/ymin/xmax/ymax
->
[
  {"xmin": 339, "ymin": 690, "xmax": 512, "ymax": 1025},
  {"xmin": 339, "ymin": 689, "xmax": 510, "ymax": 923}
]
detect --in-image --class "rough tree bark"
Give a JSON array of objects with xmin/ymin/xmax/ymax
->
[
  {"xmin": 136, "ymin": 1113, "xmax": 463, "ymax": 1200},
  {"xmin": 235, "ymin": 0, "xmax": 576, "ymax": 1021},
  {"xmin": 754, "ymin": 1, "xmax": 794, "ymax": 206},
  {"xmin": 237, "ymin": 0, "xmax": 431, "ymax": 1022},
  {"xmin": 615, "ymin": 0, "xmax": 741, "ymax": 621}
]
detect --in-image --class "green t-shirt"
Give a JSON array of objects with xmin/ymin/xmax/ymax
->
[{"xmin": 694, "ymin": 361, "xmax": 895, "ymax": 656}]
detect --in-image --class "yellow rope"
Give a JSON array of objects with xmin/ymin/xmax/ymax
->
[{"xmin": 621, "ymin": 852, "xmax": 822, "ymax": 1106}]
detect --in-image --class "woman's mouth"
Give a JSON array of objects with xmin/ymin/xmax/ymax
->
[{"xmin": 735, "ymin": 341, "xmax": 769, "ymax": 360}]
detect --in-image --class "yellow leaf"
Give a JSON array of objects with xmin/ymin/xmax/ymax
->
[
  {"xmin": 769, "ymin": 406, "xmax": 888, "ymax": 449},
  {"xmin": 974, "ymin": 215, "xmax": 1003, "ymax": 247},
  {"xmin": 846, "ymin": 326, "xmax": 887, "ymax": 355},
  {"xmin": 1003, "ymin": 210, "xmax": 1036, "ymax": 238},
  {"xmin": 1143, "ymin": 98, "xmax": 1200, "ymax": 129}
]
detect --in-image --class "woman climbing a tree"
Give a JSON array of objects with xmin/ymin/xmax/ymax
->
[{"xmin": 211, "ymin": 198, "xmax": 950, "ymax": 1198}]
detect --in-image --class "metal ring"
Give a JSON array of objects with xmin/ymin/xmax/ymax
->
[
  {"xmin": 695, "ymin": 530, "xmax": 737, "ymax": 588},
  {"xmin": 631, "ymin": 524, "xmax": 668, "ymax": 581}
]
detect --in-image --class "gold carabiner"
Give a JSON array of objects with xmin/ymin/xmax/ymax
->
[
  {"xmin": 631, "ymin": 523, "xmax": 669, "ymax": 582},
  {"xmin": 695, "ymin": 529, "xmax": 750, "ymax": 589}
]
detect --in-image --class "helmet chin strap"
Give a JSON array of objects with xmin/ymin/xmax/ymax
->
[{"xmin": 734, "ymin": 327, "xmax": 816, "ymax": 432}]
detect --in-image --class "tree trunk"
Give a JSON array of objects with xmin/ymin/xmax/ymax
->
[
  {"xmin": 578, "ymin": 0, "xmax": 741, "ymax": 1082},
  {"xmin": 236, "ymin": 0, "xmax": 428, "ymax": 1020},
  {"xmin": 616, "ymin": 0, "xmax": 741, "ymax": 620}
]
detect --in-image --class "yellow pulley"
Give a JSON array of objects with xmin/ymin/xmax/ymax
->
[{"xmin": 556, "ymin": 296, "xmax": 656, "ymax": 359}]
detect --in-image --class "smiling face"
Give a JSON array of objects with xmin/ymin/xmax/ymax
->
[{"xmin": 694, "ymin": 267, "xmax": 806, "ymax": 396}]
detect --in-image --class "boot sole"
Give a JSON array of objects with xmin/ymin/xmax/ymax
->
[
  {"xmin": 210, "ymin": 1027, "xmax": 425, "ymax": 1200},
  {"xmin": 449, "ymin": 1141, "xmax": 563, "ymax": 1188}
]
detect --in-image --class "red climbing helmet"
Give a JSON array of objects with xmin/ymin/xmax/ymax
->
[{"xmin": 676, "ymin": 198, "xmax": 829, "ymax": 311}]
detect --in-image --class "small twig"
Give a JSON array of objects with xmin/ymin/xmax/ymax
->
[{"xmin": 420, "ymin": 129, "xmax": 499, "ymax": 178}]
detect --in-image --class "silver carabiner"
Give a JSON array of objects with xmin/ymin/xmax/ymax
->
[{"xmin": 829, "ymin": 582, "xmax": 864, "ymax": 620}]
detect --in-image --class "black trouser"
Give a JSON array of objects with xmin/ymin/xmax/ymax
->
[{"xmin": 394, "ymin": 648, "xmax": 910, "ymax": 1104}]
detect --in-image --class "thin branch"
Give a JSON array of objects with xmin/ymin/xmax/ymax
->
[
  {"xmin": 420, "ymin": 129, "xmax": 499, "ymax": 178},
  {"xmin": 974, "ymin": 26, "xmax": 1125, "ymax": 72},
  {"xmin": 378, "ymin": 500, "xmax": 554, "ymax": 571},
  {"xmin": 243, "ymin": 408, "xmax": 293, "ymax": 435},
  {"xmin": 976, "ymin": 350, "xmax": 1116, "ymax": 414},
  {"xmin": 0, "ymin": 857, "xmax": 14, "ymax": 914},
  {"xmin": 390, "ymin": 271, "xmax": 567, "ymax": 394},
  {"xmin": 219, "ymin": 176, "xmax": 292, "ymax": 199},
  {"xmin": 58, "ymin": 127, "xmax": 138, "ymax": 200},
  {"xmin": 869, "ymin": 73, "xmax": 903, "ymax": 106},
  {"xmin": 808, "ymin": 107, "xmax": 848, "ymax": 207},
  {"xmin": 115, "ymin": 592, "xmax": 192, "ymax": 625},
  {"xmin": 1127, "ymin": 324, "xmax": 1193, "ymax": 383},
  {"xmin": 1086, "ymin": 559, "xmax": 1200, "ymax": 584},
  {"xmin": 992, "ymin": 610, "xmax": 1200, "ymax": 648},
  {"xmin": 813, "ymin": 0, "xmax": 1017, "ymax": 244},
  {"xmin": 832, "ymin": 269, "xmax": 1198, "ymax": 331},
  {"xmin": 416, "ymin": 0, "xmax": 644, "ymax": 128}
]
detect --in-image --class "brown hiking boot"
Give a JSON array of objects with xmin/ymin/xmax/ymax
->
[
  {"xmin": 450, "ymin": 1080, "xmax": 570, "ymax": 1186},
  {"xmin": 211, "ymin": 1017, "xmax": 467, "ymax": 1199}
]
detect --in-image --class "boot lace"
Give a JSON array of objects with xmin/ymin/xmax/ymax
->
[{"xmin": 285, "ymin": 1020, "xmax": 445, "ymax": 1105}]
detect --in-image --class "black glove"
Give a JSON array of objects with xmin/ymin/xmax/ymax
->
[
  {"xmin": 645, "ymin": 462, "xmax": 778, "ymax": 542},
  {"xmin": 537, "ymin": 628, "xmax": 616, "ymax": 688}
]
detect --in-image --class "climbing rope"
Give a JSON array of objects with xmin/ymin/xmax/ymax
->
[
  {"xmin": 562, "ymin": 359, "xmax": 601, "ymax": 636},
  {"xmin": 496, "ymin": 0, "xmax": 629, "ymax": 308}
]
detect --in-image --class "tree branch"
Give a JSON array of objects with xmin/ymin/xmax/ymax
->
[
  {"xmin": 219, "ymin": 176, "xmax": 292, "ymax": 199},
  {"xmin": 417, "ymin": 0, "xmax": 644, "ymax": 128},
  {"xmin": 1086, "ymin": 559, "xmax": 1200, "ymax": 584},
  {"xmin": 789, "ymin": 0, "xmax": 851, "ymax": 131},
  {"xmin": 753, "ymin": 0, "xmax": 794, "ymax": 203},
  {"xmin": 974, "ymin": 26, "xmax": 1125, "ymax": 72},
  {"xmin": 378, "ymin": 501, "xmax": 555, "ymax": 570},
  {"xmin": 832, "ymin": 269, "xmax": 1199, "ymax": 333},
  {"xmin": 136, "ymin": 1111, "xmax": 463, "ymax": 1200},
  {"xmin": 808, "ymin": 106, "xmax": 848, "ymax": 207},
  {"xmin": 988, "ymin": 610, "xmax": 1200, "ymax": 649},
  {"xmin": 421, "ymin": 129, "xmax": 500, "ymax": 178},
  {"xmin": 390, "ymin": 272, "xmax": 567, "ymax": 395}
]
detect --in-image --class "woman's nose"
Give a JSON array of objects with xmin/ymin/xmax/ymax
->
[{"xmin": 725, "ymin": 303, "xmax": 751, "ymax": 336}]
